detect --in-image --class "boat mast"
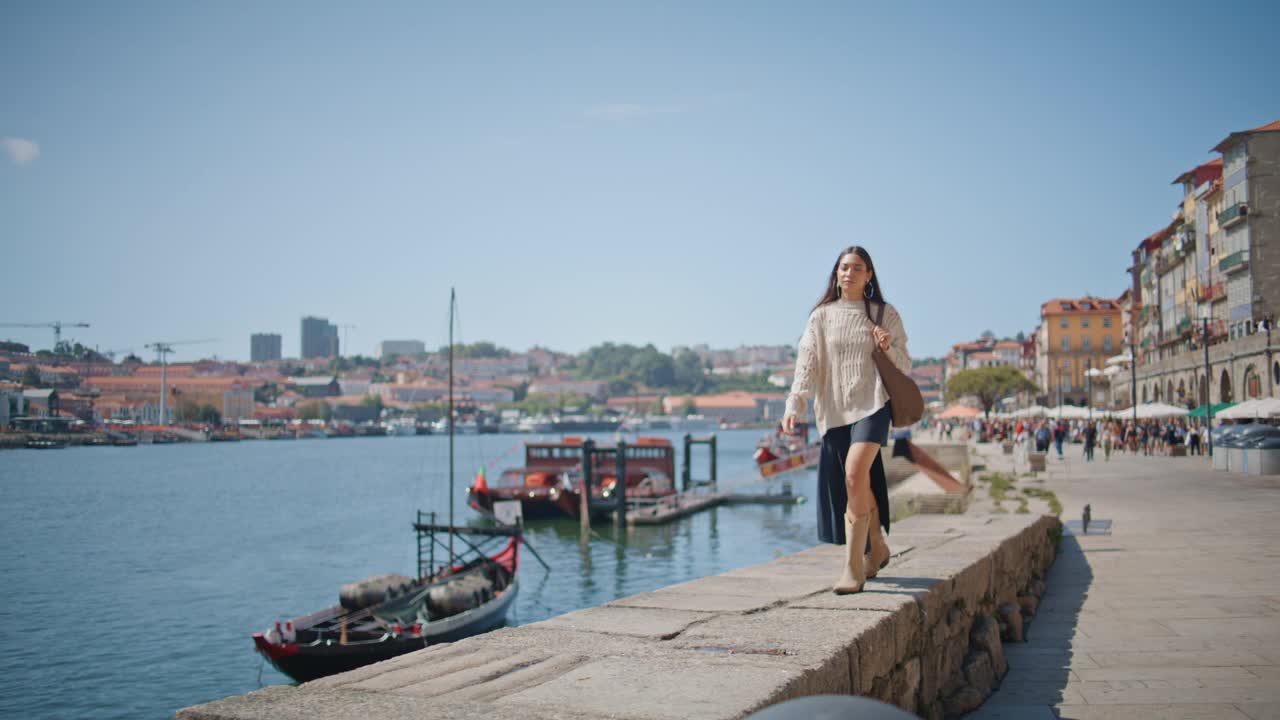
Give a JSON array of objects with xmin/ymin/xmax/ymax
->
[{"xmin": 448, "ymin": 287, "xmax": 455, "ymax": 565}]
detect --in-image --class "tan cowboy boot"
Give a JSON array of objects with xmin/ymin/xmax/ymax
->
[
  {"xmin": 834, "ymin": 511, "xmax": 870, "ymax": 595},
  {"xmin": 865, "ymin": 506, "xmax": 891, "ymax": 578}
]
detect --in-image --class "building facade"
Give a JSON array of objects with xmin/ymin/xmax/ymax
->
[
  {"xmin": 301, "ymin": 316, "xmax": 339, "ymax": 359},
  {"xmin": 377, "ymin": 340, "xmax": 426, "ymax": 360},
  {"xmin": 250, "ymin": 333, "xmax": 282, "ymax": 363},
  {"xmin": 1037, "ymin": 298, "xmax": 1122, "ymax": 406},
  {"xmin": 1113, "ymin": 121, "xmax": 1280, "ymax": 407}
]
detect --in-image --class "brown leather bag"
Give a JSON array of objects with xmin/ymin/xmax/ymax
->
[{"xmin": 866, "ymin": 299, "xmax": 924, "ymax": 428}]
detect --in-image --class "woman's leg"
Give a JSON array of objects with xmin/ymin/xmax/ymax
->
[
  {"xmin": 844, "ymin": 441, "xmax": 880, "ymax": 517},
  {"xmin": 834, "ymin": 441, "xmax": 879, "ymax": 594}
]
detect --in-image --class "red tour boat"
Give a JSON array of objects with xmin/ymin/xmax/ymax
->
[{"xmin": 468, "ymin": 436, "xmax": 678, "ymax": 519}]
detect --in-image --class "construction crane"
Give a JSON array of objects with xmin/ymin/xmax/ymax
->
[
  {"xmin": 0, "ymin": 321, "xmax": 91, "ymax": 348},
  {"xmin": 144, "ymin": 339, "xmax": 216, "ymax": 424}
]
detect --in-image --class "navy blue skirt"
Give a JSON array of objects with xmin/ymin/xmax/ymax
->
[{"xmin": 817, "ymin": 403, "xmax": 892, "ymax": 546}]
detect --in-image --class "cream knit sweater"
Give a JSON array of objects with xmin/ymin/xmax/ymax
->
[{"xmin": 784, "ymin": 298, "xmax": 912, "ymax": 437}]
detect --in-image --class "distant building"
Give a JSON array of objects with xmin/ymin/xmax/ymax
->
[
  {"xmin": 301, "ymin": 316, "xmax": 339, "ymax": 359},
  {"xmin": 377, "ymin": 340, "xmax": 425, "ymax": 360},
  {"xmin": 250, "ymin": 333, "xmax": 282, "ymax": 363},
  {"xmin": 1036, "ymin": 297, "xmax": 1123, "ymax": 406},
  {"xmin": 288, "ymin": 376, "xmax": 340, "ymax": 398},
  {"xmin": 222, "ymin": 388, "xmax": 255, "ymax": 422}
]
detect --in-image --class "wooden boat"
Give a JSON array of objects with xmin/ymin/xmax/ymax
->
[
  {"xmin": 252, "ymin": 519, "xmax": 520, "ymax": 683},
  {"xmin": 254, "ymin": 288, "xmax": 533, "ymax": 683},
  {"xmin": 754, "ymin": 423, "xmax": 820, "ymax": 478},
  {"xmin": 468, "ymin": 436, "xmax": 678, "ymax": 519}
]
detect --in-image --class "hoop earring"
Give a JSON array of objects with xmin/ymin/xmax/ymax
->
[
  {"xmin": 835, "ymin": 284, "xmax": 842, "ymax": 298},
  {"xmin": 864, "ymin": 283, "xmax": 874, "ymax": 299}
]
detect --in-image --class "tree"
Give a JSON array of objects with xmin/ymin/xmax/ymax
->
[
  {"xmin": 945, "ymin": 366, "xmax": 1039, "ymax": 419},
  {"xmin": 298, "ymin": 401, "xmax": 333, "ymax": 421},
  {"xmin": 438, "ymin": 341, "xmax": 512, "ymax": 359},
  {"xmin": 197, "ymin": 404, "xmax": 222, "ymax": 425},
  {"xmin": 20, "ymin": 364, "xmax": 42, "ymax": 388}
]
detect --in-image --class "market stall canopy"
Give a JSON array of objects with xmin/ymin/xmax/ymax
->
[
  {"xmin": 1186, "ymin": 402, "xmax": 1235, "ymax": 419},
  {"xmin": 1134, "ymin": 402, "xmax": 1190, "ymax": 419}
]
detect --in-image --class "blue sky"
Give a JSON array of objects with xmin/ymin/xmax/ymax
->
[{"xmin": 3, "ymin": 1, "xmax": 1278, "ymax": 364}]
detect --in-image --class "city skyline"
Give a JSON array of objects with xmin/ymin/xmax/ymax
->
[{"xmin": 4, "ymin": 2, "xmax": 1280, "ymax": 364}]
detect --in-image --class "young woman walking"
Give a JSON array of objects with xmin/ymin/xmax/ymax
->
[{"xmin": 782, "ymin": 246, "xmax": 911, "ymax": 595}]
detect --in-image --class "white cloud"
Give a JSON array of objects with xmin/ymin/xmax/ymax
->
[
  {"xmin": 587, "ymin": 103, "xmax": 683, "ymax": 119},
  {"xmin": 1, "ymin": 137, "xmax": 40, "ymax": 166}
]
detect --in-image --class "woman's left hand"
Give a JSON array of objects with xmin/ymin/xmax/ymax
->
[{"xmin": 872, "ymin": 326, "xmax": 891, "ymax": 351}]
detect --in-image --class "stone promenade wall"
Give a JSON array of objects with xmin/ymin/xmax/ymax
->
[{"xmin": 178, "ymin": 513, "xmax": 1060, "ymax": 720}]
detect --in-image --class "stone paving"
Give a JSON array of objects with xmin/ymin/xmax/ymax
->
[{"xmin": 968, "ymin": 442, "xmax": 1280, "ymax": 720}]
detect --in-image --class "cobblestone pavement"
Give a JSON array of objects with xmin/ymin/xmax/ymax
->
[{"xmin": 967, "ymin": 442, "xmax": 1280, "ymax": 720}]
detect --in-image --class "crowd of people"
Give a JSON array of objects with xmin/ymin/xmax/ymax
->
[{"xmin": 925, "ymin": 416, "xmax": 1208, "ymax": 460}]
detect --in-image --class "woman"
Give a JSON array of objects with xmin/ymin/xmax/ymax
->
[{"xmin": 782, "ymin": 246, "xmax": 911, "ymax": 595}]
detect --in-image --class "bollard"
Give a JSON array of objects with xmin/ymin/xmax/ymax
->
[
  {"xmin": 709, "ymin": 433, "xmax": 718, "ymax": 493},
  {"xmin": 580, "ymin": 439, "xmax": 595, "ymax": 536},
  {"xmin": 681, "ymin": 433, "xmax": 692, "ymax": 492},
  {"xmin": 615, "ymin": 439, "xmax": 627, "ymax": 524}
]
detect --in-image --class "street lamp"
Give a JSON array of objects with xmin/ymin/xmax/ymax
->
[
  {"xmin": 1086, "ymin": 359, "xmax": 1092, "ymax": 420},
  {"xmin": 1261, "ymin": 315, "xmax": 1274, "ymax": 397},
  {"xmin": 1125, "ymin": 330, "xmax": 1137, "ymax": 425},
  {"xmin": 1201, "ymin": 306, "xmax": 1214, "ymax": 457}
]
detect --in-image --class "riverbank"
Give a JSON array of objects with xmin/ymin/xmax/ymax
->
[{"xmin": 177, "ymin": 510, "xmax": 1059, "ymax": 719}]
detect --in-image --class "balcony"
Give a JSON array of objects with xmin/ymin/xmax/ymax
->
[
  {"xmin": 1200, "ymin": 280, "xmax": 1226, "ymax": 302},
  {"xmin": 1219, "ymin": 250, "xmax": 1249, "ymax": 274},
  {"xmin": 1218, "ymin": 202, "xmax": 1248, "ymax": 229}
]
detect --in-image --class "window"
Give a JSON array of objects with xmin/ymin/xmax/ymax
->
[
  {"xmin": 1083, "ymin": 336, "xmax": 1091, "ymax": 351},
  {"xmin": 1103, "ymin": 316, "xmax": 1113, "ymax": 328},
  {"xmin": 1082, "ymin": 318, "xmax": 1090, "ymax": 328},
  {"xmin": 1061, "ymin": 337, "xmax": 1070, "ymax": 352},
  {"xmin": 1060, "ymin": 318, "xmax": 1069, "ymax": 329},
  {"xmin": 1104, "ymin": 335, "xmax": 1113, "ymax": 351}
]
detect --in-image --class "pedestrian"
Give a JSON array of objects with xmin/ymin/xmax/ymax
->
[
  {"xmin": 783, "ymin": 245, "xmax": 911, "ymax": 596},
  {"xmin": 1101, "ymin": 420, "xmax": 1113, "ymax": 461},
  {"xmin": 1053, "ymin": 420, "xmax": 1065, "ymax": 459},
  {"xmin": 1084, "ymin": 421, "xmax": 1097, "ymax": 462},
  {"xmin": 1187, "ymin": 425, "xmax": 1200, "ymax": 456}
]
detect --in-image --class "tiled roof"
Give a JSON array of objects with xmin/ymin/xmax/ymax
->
[
  {"xmin": 1172, "ymin": 157, "xmax": 1222, "ymax": 185},
  {"xmin": 1212, "ymin": 119, "xmax": 1280, "ymax": 152}
]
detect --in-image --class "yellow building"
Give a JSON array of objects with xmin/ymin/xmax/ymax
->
[{"xmin": 1039, "ymin": 298, "xmax": 1123, "ymax": 406}]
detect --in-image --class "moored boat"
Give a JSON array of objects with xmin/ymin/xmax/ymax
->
[
  {"xmin": 754, "ymin": 423, "xmax": 821, "ymax": 478},
  {"xmin": 468, "ymin": 436, "xmax": 678, "ymax": 519},
  {"xmin": 252, "ymin": 520, "xmax": 520, "ymax": 683}
]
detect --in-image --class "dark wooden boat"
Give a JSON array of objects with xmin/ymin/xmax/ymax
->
[
  {"xmin": 467, "ymin": 436, "xmax": 678, "ymax": 520},
  {"xmin": 253, "ymin": 519, "xmax": 520, "ymax": 683}
]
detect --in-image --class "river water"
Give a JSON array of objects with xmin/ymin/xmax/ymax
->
[{"xmin": 0, "ymin": 429, "xmax": 823, "ymax": 719}]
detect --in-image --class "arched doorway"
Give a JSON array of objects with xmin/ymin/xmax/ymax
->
[
  {"xmin": 1220, "ymin": 370, "xmax": 1234, "ymax": 404},
  {"xmin": 1142, "ymin": 385, "xmax": 1149, "ymax": 403},
  {"xmin": 1245, "ymin": 365, "xmax": 1261, "ymax": 399},
  {"xmin": 1177, "ymin": 378, "xmax": 1186, "ymax": 404},
  {"xmin": 1201, "ymin": 374, "xmax": 1209, "ymax": 405},
  {"xmin": 1166, "ymin": 380, "xmax": 1174, "ymax": 403}
]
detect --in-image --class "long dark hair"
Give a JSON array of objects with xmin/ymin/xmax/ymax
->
[{"xmin": 813, "ymin": 245, "xmax": 887, "ymax": 311}]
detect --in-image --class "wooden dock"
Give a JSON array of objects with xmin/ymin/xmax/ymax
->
[{"xmin": 624, "ymin": 490, "xmax": 803, "ymax": 525}]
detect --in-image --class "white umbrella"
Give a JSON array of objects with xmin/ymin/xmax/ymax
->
[
  {"xmin": 1105, "ymin": 353, "xmax": 1133, "ymax": 366},
  {"xmin": 1049, "ymin": 405, "xmax": 1090, "ymax": 419},
  {"xmin": 1135, "ymin": 402, "xmax": 1189, "ymax": 419},
  {"xmin": 1102, "ymin": 365, "xmax": 1123, "ymax": 377},
  {"xmin": 1217, "ymin": 398, "xmax": 1265, "ymax": 420}
]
